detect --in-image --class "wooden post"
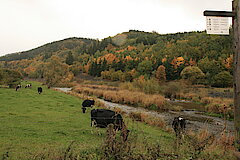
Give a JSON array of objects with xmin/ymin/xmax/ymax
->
[
  {"xmin": 203, "ymin": 0, "xmax": 240, "ymax": 152},
  {"xmin": 233, "ymin": 0, "xmax": 240, "ymax": 151}
]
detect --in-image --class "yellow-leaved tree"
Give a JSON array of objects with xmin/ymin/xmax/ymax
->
[
  {"xmin": 43, "ymin": 55, "xmax": 73, "ymax": 87},
  {"xmin": 155, "ymin": 65, "xmax": 166, "ymax": 82}
]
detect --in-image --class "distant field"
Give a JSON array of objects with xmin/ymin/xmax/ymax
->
[{"xmin": 0, "ymin": 81, "xmax": 173, "ymax": 159}]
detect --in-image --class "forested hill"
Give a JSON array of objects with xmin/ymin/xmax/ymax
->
[
  {"xmin": 0, "ymin": 37, "xmax": 99, "ymax": 61},
  {"xmin": 0, "ymin": 30, "xmax": 234, "ymax": 87},
  {"xmin": 0, "ymin": 30, "xmax": 233, "ymax": 62}
]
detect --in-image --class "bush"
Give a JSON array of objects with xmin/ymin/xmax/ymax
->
[
  {"xmin": 211, "ymin": 71, "xmax": 233, "ymax": 88},
  {"xmin": 0, "ymin": 68, "xmax": 23, "ymax": 87},
  {"xmin": 132, "ymin": 77, "xmax": 162, "ymax": 94},
  {"xmin": 180, "ymin": 66, "xmax": 205, "ymax": 84},
  {"xmin": 162, "ymin": 81, "xmax": 183, "ymax": 99}
]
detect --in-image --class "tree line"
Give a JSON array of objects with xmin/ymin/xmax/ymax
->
[{"xmin": 0, "ymin": 30, "xmax": 233, "ymax": 88}]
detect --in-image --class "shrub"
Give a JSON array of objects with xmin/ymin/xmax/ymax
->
[
  {"xmin": 211, "ymin": 71, "xmax": 233, "ymax": 88},
  {"xmin": 162, "ymin": 81, "xmax": 183, "ymax": 99},
  {"xmin": 180, "ymin": 66, "xmax": 205, "ymax": 84},
  {"xmin": 0, "ymin": 68, "xmax": 23, "ymax": 87},
  {"xmin": 101, "ymin": 124, "xmax": 132, "ymax": 160}
]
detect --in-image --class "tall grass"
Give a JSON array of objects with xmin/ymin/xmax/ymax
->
[
  {"xmin": 119, "ymin": 78, "xmax": 163, "ymax": 94},
  {"xmin": 73, "ymin": 85, "xmax": 170, "ymax": 111}
]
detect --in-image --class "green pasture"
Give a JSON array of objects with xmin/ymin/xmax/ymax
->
[{"xmin": 0, "ymin": 81, "xmax": 174, "ymax": 159}]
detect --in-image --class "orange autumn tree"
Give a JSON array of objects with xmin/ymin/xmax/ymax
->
[
  {"xmin": 223, "ymin": 54, "xmax": 233, "ymax": 70},
  {"xmin": 83, "ymin": 63, "xmax": 90, "ymax": 73},
  {"xmin": 171, "ymin": 57, "xmax": 185, "ymax": 69},
  {"xmin": 99, "ymin": 53, "xmax": 119, "ymax": 64},
  {"xmin": 24, "ymin": 65, "xmax": 36, "ymax": 77}
]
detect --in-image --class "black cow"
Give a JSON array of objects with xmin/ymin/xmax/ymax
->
[
  {"xmin": 38, "ymin": 87, "xmax": 43, "ymax": 94},
  {"xmin": 82, "ymin": 99, "xmax": 95, "ymax": 108},
  {"xmin": 172, "ymin": 116, "xmax": 186, "ymax": 138},
  {"xmin": 91, "ymin": 109, "xmax": 124, "ymax": 130},
  {"xmin": 15, "ymin": 85, "xmax": 21, "ymax": 91},
  {"xmin": 81, "ymin": 99, "xmax": 95, "ymax": 113}
]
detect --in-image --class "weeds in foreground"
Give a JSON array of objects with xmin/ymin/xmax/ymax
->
[
  {"xmin": 101, "ymin": 124, "xmax": 176, "ymax": 160},
  {"xmin": 9, "ymin": 126, "xmax": 235, "ymax": 160},
  {"xmin": 173, "ymin": 128, "xmax": 236, "ymax": 160}
]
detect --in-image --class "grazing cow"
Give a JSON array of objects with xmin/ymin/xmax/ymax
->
[
  {"xmin": 91, "ymin": 109, "xmax": 124, "ymax": 130},
  {"xmin": 172, "ymin": 116, "xmax": 186, "ymax": 138},
  {"xmin": 81, "ymin": 99, "xmax": 95, "ymax": 113},
  {"xmin": 15, "ymin": 85, "xmax": 21, "ymax": 91},
  {"xmin": 82, "ymin": 99, "xmax": 95, "ymax": 108},
  {"xmin": 37, "ymin": 87, "xmax": 43, "ymax": 94},
  {"xmin": 25, "ymin": 84, "xmax": 32, "ymax": 88}
]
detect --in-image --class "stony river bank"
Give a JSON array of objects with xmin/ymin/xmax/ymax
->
[{"xmin": 54, "ymin": 88, "xmax": 234, "ymax": 136}]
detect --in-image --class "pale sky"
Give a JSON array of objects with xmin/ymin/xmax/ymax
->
[{"xmin": 0, "ymin": 0, "xmax": 232, "ymax": 56}]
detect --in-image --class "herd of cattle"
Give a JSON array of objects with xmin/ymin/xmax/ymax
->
[
  {"xmin": 15, "ymin": 84, "xmax": 43, "ymax": 94},
  {"xmin": 14, "ymin": 83, "xmax": 187, "ymax": 140}
]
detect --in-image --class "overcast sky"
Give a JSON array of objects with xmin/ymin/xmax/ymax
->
[{"xmin": 0, "ymin": 0, "xmax": 232, "ymax": 56}]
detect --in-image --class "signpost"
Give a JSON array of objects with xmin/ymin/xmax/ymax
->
[
  {"xmin": 204, "ymin": 10, "xmax": 233, "ymax": 35},
  {"xmin": 206, "ymin": 16, "xmax": 229, "ymax": 35},
  {"xmin": 204, "ymin": 0, "xmax": 240, "ymax": 152}
]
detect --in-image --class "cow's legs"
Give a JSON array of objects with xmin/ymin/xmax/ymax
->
[{"xmin": 91, "ymin": 119, "xmax": 96, "ymax": 127}]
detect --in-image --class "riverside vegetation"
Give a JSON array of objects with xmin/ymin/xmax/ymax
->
[
  {"xmin": 73, "ymin": 77, "xmax": 234, "ymax": 120},
  {"xmin": 0, "ymin": 81, "xmax": 236, "ymax": 159}
]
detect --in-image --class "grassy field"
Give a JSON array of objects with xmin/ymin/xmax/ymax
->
[{"xmin": 0, "ymin": 81, "xmax": 174, "ymax": 159}]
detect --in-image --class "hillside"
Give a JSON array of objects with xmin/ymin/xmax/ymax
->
[
  {"xmin": 0, "ymin": 37, "xmax": 98, "ymax": 61},
  {"xmin": 0, "ymin": 30, "xmax": 234, "ymax": 87},
  {"xmin": 0, "ymin": 30, "xmax": 233, "ymax": 62}
]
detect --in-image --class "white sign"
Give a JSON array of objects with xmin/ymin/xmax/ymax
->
[{"xmin": 206, "ymin": 16, "xmax": 229, "ymax": 35}]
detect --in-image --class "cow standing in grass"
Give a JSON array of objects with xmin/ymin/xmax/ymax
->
[
  {"xmin": 172, "ymin": 116, "xmax": 186, "ymax": 139},
  {"xmin": 81, "ymin": 99, "xmax": 95, "ymax": 113},
  {"xmin": 38, "ymin": 87, "xmax": 43, "ymax": 94},
  {"xmin": 15, "ymin": 85, "xmax": 21, "ymax": 91},
  {"xmin": 91, "ymin": 109, "xmax": 123, "ymax": 130},
  {"xmin": 82, "ymin": 99, "xmax": 95, "ymax": 108},
  {"xmin": 91, "ymin": 109, "xmax": 129, "ymax": 141},
  {"xmin": 25, "ymin": 84, "xmax": 32, "ymax": 88}
]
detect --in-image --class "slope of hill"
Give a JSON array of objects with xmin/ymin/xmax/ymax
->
[
  {"xmin": 0, "ymin": 30, "xmax": 233, "ymax": 87},
  {"xmin": 0, "ymin": 30, "xmax": 233, "ymax": 62},
  {"xmin": 0, "ymin": 37, "xmax": 97, "ymax": 61}
]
